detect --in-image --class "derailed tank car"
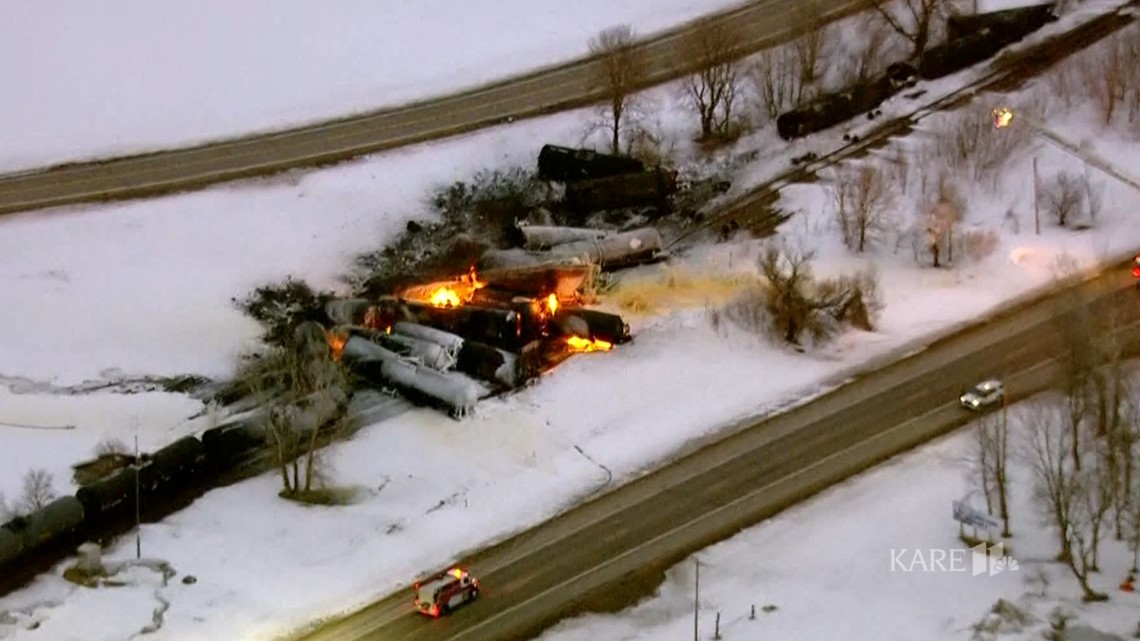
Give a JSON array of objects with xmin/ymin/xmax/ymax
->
[
  {"xmin": 537, "ymin": 145, "xmax": 644, "ymax": 182},
  {"xmin": 139, "ymin": 436, "xmax": 206, "ymax": 502},
  {"xmin": 0, "ymin": 523, "xmax": 23, "ymax": 567},
  {"xmin": 8, "ymin": 497, "xmax": 85, "ymax": 551},
  {"xmin": 76, "ymin": 466, "xmax": 138, "ymax": 530},
  {"xmin": 563, "ymin": 168, "xmax": 679, "ymax": 215},
  {"xmin": 920, "ymin": 26, "xmax": 1013, "ymax": 80},
  {"xmin": 946, "ymin": 3, "xmax": 1057, "ymax": 41},
  {"xmin": 201, "ymin": 419, "xmax": 267, "ymax": 470},
  {"xmin": 776, "ymin": 75, "xmax": 896, "ymax": 141},
  {"xmin": 0, "ymin": 497, "xmax": 86, "ymax": 584},
  {"xmin": 920, "ymin": 4, "xmax": 1056, "ymax": 80}
]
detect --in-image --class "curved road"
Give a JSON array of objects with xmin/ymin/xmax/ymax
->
[
  {"xmin": 0, "ymin": 0, "xmax": 870, "ymax": 216},
  {"xmin": 288, "ymin": 263, "xmax": 1140, "ymax": 641}
]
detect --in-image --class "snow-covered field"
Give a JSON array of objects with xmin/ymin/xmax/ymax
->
[
  {"xmin": 3, "ymin": 1, "xmax": 1140, "ymax": 640},
  {"xmin": 0, "ymin": 0, "xmax": 748, "ymax": 173},
  {"xmin": 533, "ymin": 396, "xmax": 1140, "ymax": 641}
]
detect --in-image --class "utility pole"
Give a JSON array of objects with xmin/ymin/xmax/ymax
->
[
  {"xmin": 693, "ymin": 559, "xmax": 700, "ymax": 641},
  {"xmin": 134, "ymin": 430, "xmax": 141, "ymax": 560}
]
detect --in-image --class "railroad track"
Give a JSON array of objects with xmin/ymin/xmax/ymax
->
[{"xmin": 665, "ymin": 1, "xmax": 1140, "ymax": 250}]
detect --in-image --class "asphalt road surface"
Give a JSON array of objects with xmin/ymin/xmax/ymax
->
[
  {"xmin": 0, "ymin": 0, "xmax": 870, "ymax": 216},
  {"xmin": 287, "ymin": 265, "xmax": 1140, "ymax": 641}
]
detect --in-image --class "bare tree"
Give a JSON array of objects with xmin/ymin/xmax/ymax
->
[
  {"xmin": 683, "ymin": 19, "xmax": 744, "ymax": 140},
  {"xmin": 589, "ymin": 25, "xmax": 644, "ymax": 154},
  {"xmin": 933, "ymin": 104, "xmax": 1032, "ymax": 192},
  {"xmin": 793, "ymin": 2, "xmax": 829, "ymax": 85},
  {"xmin": 869, "ymin": 0, "xmax": 944, "ymax": 60},
  {"xmin": 831, "ymin": 164, "xmax": 894, "ymax": 253},
  {"xmin": 1022, "ymin": 400, "xmax": 1108, "ymax": 601},
  {"xmin": 749, "ymin": 46, "xmax": 805, "ymax": 120},
  {"xmin": 843, "ymin": 13, "xmax": 897, "ymax": 85},
  {"xmin": 1118, "ymin": 379, "xmax": 1140, "ymax": 542},
  {"xmin": 1127, "ymin": 456, "xmax": 1140, "ymax": 571},
  {"xmin": 917, "ymin": 173, "xmax": 965, "ymax": 267},
  {"xmin": 19, "ymin": 469, "xmax": 56, "ymax": 514},
  {"xmin": 974, "ymin": 412, "xmax": 1013, "ymax": 537},
  {"xmin": 239, "ymin": 322, "xmax": 350, "ymax": 498},
  {"xmin": 1081, "ymin": 436, "xmax": 1117, "ymax": 571},
  {"xmin": 1043, "ymin": 172, "xmax": 1086, "ymax": 227}
]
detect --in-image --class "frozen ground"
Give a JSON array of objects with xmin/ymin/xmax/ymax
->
[
  {"xmin": 3, "ymin": 3, "xmax": 1140, "ymax": 640},
  {"xmin": 532, "ymin": 395, "xmax": 1140, "ymax": 641},
  {"xmin": 0, "ymin": 0, "xmax": 746, "ymax": 173}
]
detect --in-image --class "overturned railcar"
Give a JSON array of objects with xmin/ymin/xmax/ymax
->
[
  {"xmin": 537, "ymin": 144, "xmax": 644, "ymax": 182},
  {"xmin": 563, "ymin": 168, "xmax": 678, "ymax": 215},
  {"xmin": 919, "ymin": 27, "xmax": 1010, "ymax": 79},
  {"xmin": 920, "ymin": 4, "xmax": 1056, "ymax": 80},
  {"xmin": 946, "ymin": 3, "xmax": 1057, "ymax": 42},
  {"xmin": 776, "ymin": 75, "xmax": 896, "ymax": 141}
]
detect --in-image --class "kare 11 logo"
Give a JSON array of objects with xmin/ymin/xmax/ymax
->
[{"xmin": 890, "ymin": 541, "xmax": 1018, "ymax": 576}]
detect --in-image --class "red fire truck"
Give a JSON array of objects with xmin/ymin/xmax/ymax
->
[
  {"xmin": 1132, "ymin": 254, "xmax": 1140, "ymax": 279},
  {"xmin": 413, "ymin": 567, "xmax": 480, "ymax": 617}
]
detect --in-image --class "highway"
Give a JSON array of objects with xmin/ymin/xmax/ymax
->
[
  {"xmin": 287, "ymin": 264, "xmax": 1140, "ymax": 641},
  {"xmin": 0, "ymin": 0, "xmax": 870, "ymax": 216}
]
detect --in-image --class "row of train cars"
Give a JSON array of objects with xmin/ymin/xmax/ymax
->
[
  {"xmin": 0, "ymin": 396, "xmax": 342, "ymax": 595},
  {"xmin": 775, "ymin": 3, "xmax": 1059, "ymax": 140}
]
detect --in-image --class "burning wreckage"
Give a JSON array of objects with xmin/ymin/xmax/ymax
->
[
  {"xmin": 324, "ymin": 261, "xmax": 639, "ymax": 420},
  {"xmin": 317, "ymin": 145, "xmax": 680, "ymax": 419}
]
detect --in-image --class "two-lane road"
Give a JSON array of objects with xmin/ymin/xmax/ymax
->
[
  {"xmin": 290, "ymin": 264, "xmax": 1140, "ymax": 641},
  {"xmin": 0, "ymin": 0, "xmax": 870, "ymax": 215}
]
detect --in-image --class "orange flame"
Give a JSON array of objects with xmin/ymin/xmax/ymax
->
[
  {"xmin": 326, "ymin": 328, "xmax": 348, "ymax": 361},
  {"xmin": 430, "ymin": 288, "xmax": 462, "ymax": 307},
  {"xmin": 410, "ymin": 267, "xmax": 487, "ymax": 308},
  {"xmin": 545, "ymin": 293, "xmax": 559, "ymax": 315},
  {"xmin": 565, "ymin": 335, "xmax": 613, "ymax": 353}
]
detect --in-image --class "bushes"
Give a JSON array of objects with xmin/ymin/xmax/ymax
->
[
  {"xmin": 233, "ymin": 277, "xmax": 336, "ymax": 347},
  {"xmin": 349, "ymin": 167, "xmax": 546, "ymax": 297},
  {"xmin": 932, "ymin": 103, "xmax": 1032, "ymax": 192},
  {"xmin": 1042, "ymin": 171, "xmax": 1102, "ymax": 228},
  {"xmin": 956, "ymin": 229, "xmax": 1001, "ymax": 263},
  {"xmin": 718, "ymin": 242, "xmax": 882, "ymax": 347}
]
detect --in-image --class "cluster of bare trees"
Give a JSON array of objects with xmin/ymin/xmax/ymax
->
[
  {"xmin": 588, "ymin": 25, "xmax": 646, "ymax": 155},
  {"xmin": 587, "ymin": 0, "xmax": 953, "ymax": 148},
  {"xmin": 0, "ymin": 468, "xmax": 58, "ymax": 520},
  {"xmin": 1048, "ymin": 24, "xmax": 1140, "ymax": 128},
  {"xmin": 1041, "ymin": 170, "xmax": 1103, "ymax": 229},
  {"xmin": 933, "ymin": 104, "xmax": 1033, "ymax": 192},
  {"xmin": 830, "ymin": 164, "xmax": 895, "ymax": 253},
  {"xmin": 868, "ymin": 0, "xmax": 949, "ymax": 60},
  {"xmin": 237, "ymin": 321, "xmax": 350, "ymax": 500},
  {"xmin": 720, "ymin": 242, "xmax": 881, "ymax": 346},
  {"xmin": 682, "ymin": 19, "xmax": 744, "ymax": 141},
  {"xmin": 972, "ymin": 287, "xmax": 1140, "ymax": 602}
]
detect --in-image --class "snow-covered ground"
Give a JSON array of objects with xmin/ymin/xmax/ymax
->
[
  {"xmin": 532, "ymin": 395, "xmax": 1140, "ymax": 641},
  {"xmin": 3, "ymin": 2, "xmax": 1140, "ymax": 640},
  {"xmin": 0, "ymin": 0, "xmax": 747, "ymax": 173}
]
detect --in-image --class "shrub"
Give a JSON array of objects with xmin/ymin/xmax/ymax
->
[
  {"xmin": 234, "ymin": 277, "xmax": 336, "ymax": 347},
  {"xmin": 956, "ymin": 229, "xmax": 1001, "ymax": 263},
  {"xmin": 718, "ymin": 242, "xmax": 882, "ymax": 346},
  {"xmin": 95, "ymin": 437, "xmax": 130, "ymax": 458}
]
